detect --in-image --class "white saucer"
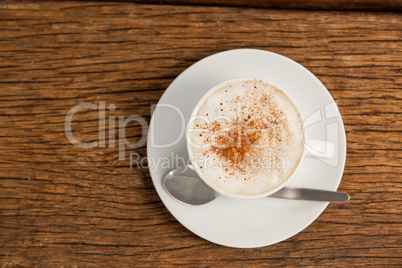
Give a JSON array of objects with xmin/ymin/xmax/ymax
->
[{"xmin": 147, "ymin": 49, "xmax": 346, "ymax": 248}]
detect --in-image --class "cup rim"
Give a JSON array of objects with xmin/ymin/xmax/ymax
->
[{"xmin": 186, "ymin": 77, "xmax": 306, "ymax": 199}]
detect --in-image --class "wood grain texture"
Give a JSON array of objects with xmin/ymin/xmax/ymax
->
[
  {"xmin": 133, "ymin": 0, "xmax": 402, "ymax": 11},
  {"xmin": 0, "ymin": 1, "xmax": 401, "ymax": 267}
]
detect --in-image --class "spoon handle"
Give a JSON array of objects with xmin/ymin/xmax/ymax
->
[{"xmin": 269, "ymin": 187, "xmax": 350, "ymax": 202}]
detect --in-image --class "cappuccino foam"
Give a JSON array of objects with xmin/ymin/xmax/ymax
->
[{"xmin": 188, "ymin": 79, "xmax": 304, "ymax": 196}]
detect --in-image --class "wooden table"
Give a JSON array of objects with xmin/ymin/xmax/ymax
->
[{"xmin": 0, "ymin": 1, "xmax": 401, "ymax": 266}]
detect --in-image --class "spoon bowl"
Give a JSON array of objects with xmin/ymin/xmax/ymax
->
[{"xmin": 163, "ymin": 165, "xmax": 219, "ymax": 205}]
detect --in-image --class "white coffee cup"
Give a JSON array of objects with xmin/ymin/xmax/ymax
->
[{"xmin": 186, "ymin": 78, "xmax": 334, "ymax": 199}]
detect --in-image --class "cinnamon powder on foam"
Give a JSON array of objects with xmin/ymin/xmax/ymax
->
[{"xmin": 195, "ymin": 80, "xmax": 292, "ymax": 182}]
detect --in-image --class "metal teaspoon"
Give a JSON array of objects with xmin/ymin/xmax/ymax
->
[{"xmin": 163, "ymin": 165, "xmax": 350, "ymax": 205}]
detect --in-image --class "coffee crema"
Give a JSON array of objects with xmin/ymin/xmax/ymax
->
[{"xmin": 188, "ymin": 79, "xmax": 304, "ymax": 196}]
